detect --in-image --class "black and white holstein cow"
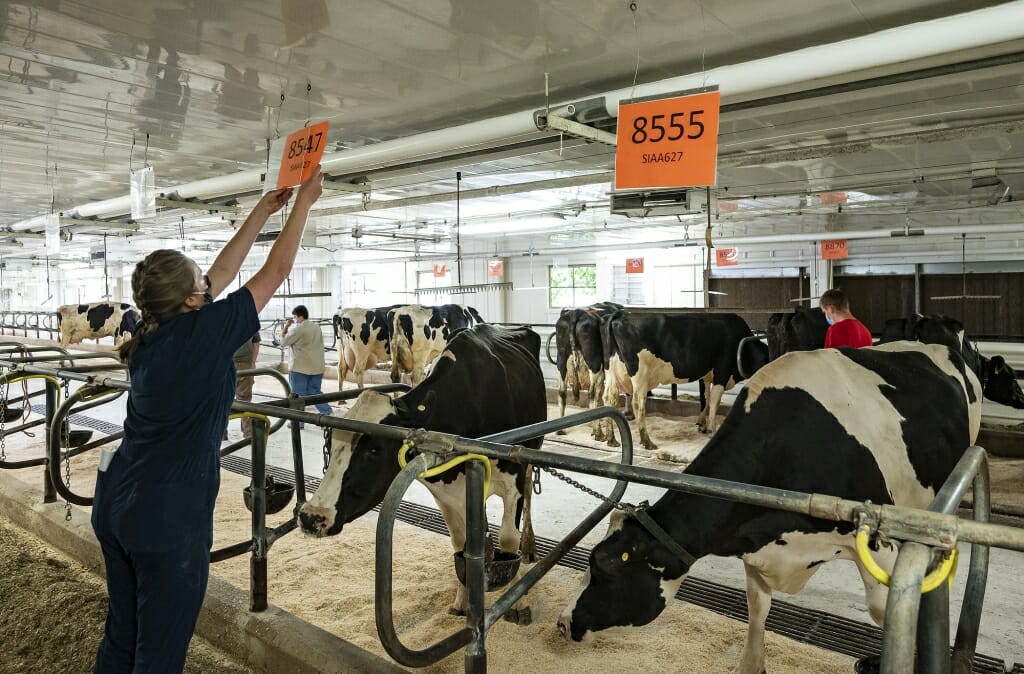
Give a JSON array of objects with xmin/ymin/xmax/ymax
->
[
  {"xmin": 56, "ymin": 302, "xmax": 141, "ymax": 348},
  {"xmin": 554, "ymin": 301, "xmax": 622, "ymax": 440},
  {"xmin": 388, "ymin": 304, "xmax": 484, "ymax": 385},
  {"xmin": 880, "ymin": 313, "xmax": 1024, "ymax": 408},
  {"xmin": 765, "ymin": 306, "xmax": 828, "ymax": 360},
  {"xmin": 600, "ymin": 311, "xmax": 769, "ymax": 449},
  {"xmin": 299, "ymin": 323, "xmax": 544, "ymax": 621},
  {"xmin": 558, "ymin": 342, "xmax": 981, "ymax": 674},
  {"xmin": 334, "ymin": 305, "xmax": 401, "ymax": 390}
]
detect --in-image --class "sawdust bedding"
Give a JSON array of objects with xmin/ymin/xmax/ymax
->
[{"xmin": 0, "ymin": 515, "xmax": 251, "ymax": 674}]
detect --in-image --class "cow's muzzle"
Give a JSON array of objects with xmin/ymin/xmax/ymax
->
[{"xmin": 297, "ymin": 507, "xmax": 330, "ymax": 537}]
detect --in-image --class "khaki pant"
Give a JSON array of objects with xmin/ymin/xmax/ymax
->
[{"xmin": 234, "ymin": 359, "xmax": 256, "ymax": 438}]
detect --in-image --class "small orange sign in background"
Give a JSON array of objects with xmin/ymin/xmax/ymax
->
[
  {"xmin": 276, "ymin": 121, "xmax": 330, "ymax": 189},
  {"xmin": 820, "ymin": 192, "xmax": 848, "ymax": 206},
  {"xmin": 615, "ymin": 89, "xmax": 721, "ymax": 190},
  {"xmin": 487, "ymin": 260, "xmax": 504, "ymax": 277},
  {"xmin": 821, "ymin": 239, "xmax": 849, "ymax": 260},
  {"xmin": 716, "ymin": 248, "xmax": 739, "ymax": 266},
  {"xmin": 625, "ymin": 257, "xmax": 644, "ymax": 274},
  {"xmin": 432, "ymin": 263, "xmax": 447, "ymax": 277}
]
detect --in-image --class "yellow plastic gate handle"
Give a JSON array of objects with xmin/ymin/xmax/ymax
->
[
  {"xmin": 855, "ymin": 523, "xmax": 957, "ymax": 593},
  {"xmin": 227, "ymin": 412, "xmax": 272, "ymax": 441},
  {"xmin": 4, "ymin": 374, "xmax": 65, "ymax": 404},
  {"xmin": 398, "ymin": 440, "xmax": 491, "ymax": 505}
]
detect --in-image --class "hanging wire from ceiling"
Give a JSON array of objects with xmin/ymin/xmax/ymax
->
[{"xmin": 628, "ymin": 1, "xmax": 641, "ymax": 100}]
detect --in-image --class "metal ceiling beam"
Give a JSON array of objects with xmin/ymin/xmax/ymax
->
[
  {"xmin": 721, "ymin": 118, "xmax": 1024, "ymax": 168},
  {"xmin": 155, "ymin": 197, "xmax": 241, "ymax": 215},
  {"xmin": 313, "ymin": 172, "xmax": 614, "ymax": 217}
]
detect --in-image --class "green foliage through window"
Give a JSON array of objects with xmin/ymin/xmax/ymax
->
[{"xmin": 549, "ymin": 264, "xmax": 597, "ymax": 307}]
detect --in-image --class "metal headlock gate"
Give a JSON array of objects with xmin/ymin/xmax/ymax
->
[{"xmin": 5, "ymin": 344, "xmax": 1024, "ymax": 674}]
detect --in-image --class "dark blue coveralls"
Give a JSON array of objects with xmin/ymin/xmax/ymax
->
[{"xmin": 91, "ymin": 288, "xmax": 259, "ymax": 673}]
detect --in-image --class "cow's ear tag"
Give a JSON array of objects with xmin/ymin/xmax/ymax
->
[{"xmin": 621, "ymin": 552, "xmax": 629, "ymax": 562}]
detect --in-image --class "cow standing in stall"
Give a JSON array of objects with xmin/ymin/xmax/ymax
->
[
  {"xmin": 333, "ymin": 305, "xmax": 401, "ymax": 390},
  {"xmin": 881, "ymin": 313, "xmax": 1024, "ymax": 408},
  {"xmin": 56, "ymin": 302, "xmax": 141, "ymax": 347},
  {"xmin": 765, "ymin": 306, "xmax": 829, "ymax": 360},
  {"xmin": 298, "ymin": 324, "xmax": 543, "ymax": 623},
  {"xmin": 600, "ymin": 311, "xmax": 769, "ymax": 449},
  {"xmin": 554, "ymin": 302, "xmax": 622, "ymax": 440},
  {"xmin": 388, "ymin": 304, "xmax": 484, "ymax": 385},
  {"xmin": 558, "ymin": 342, "xmax": 981, "ymax": 674}
]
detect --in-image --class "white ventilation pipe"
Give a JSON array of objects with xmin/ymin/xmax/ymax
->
[{"xmin": 26, "ymin": 1, "xmax": 1022, "ymax": 226}]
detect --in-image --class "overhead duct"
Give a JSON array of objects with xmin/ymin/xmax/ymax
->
[{"xmin": 16, "ymin": 1, "xmax": 1021, "ymax": 226}]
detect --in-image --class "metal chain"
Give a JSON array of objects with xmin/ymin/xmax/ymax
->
[
  {"xmin": 537, "ymin": 464, "xmax": 626, "ymax": 511},
  {"xmin": 62, "ymin": 378, "xmax": 72, "ymax": 521},
  {"xmin": 1, "ymin": 379, "xmax": 7, "ymax": 462},
  {"xmin": 322, "ymin": 425, "xmax": 332, "ymax": 475}
]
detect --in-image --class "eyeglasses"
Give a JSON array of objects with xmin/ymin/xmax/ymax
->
[{"xmin": 191, "ymin": 275, "xmax": 214, "ymax": 304}]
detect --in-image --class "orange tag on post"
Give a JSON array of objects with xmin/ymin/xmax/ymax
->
[
  {"xmin": 625, "ymin": 257, "xmax": 644, "ymax": 274},
  {"xmin": 716, "ymin": 248, "xmax": 739, "ymax": 266},
  {"xmin": 487, "ymin": 260, "xmax": 504, "ymax": 277},
  {"xmin": 276, "ymin": 121, "xmax": 330, "ymax": 189},
  {"xmin": 615, "ymin": 89, "xmax": 721, "ymax": 190},
  {"xmin": 821, "ymin": 239, "xmax": 848, "ymax": 260},
  {"xmin": 433, "ymin": 263, "xmax": 447, "ymax": 277}
]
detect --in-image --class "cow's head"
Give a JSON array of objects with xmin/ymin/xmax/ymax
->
[
  {"xmin": 557, "ymin": 511, "xmax": 689, "ymax": 642},
  {"xmin": 297, "ymin": 390, "xmax": 401, "ymax": 536},
  {"xmin": 983, "ymin": 355, "xmax": 1024, "ymax": 409}
]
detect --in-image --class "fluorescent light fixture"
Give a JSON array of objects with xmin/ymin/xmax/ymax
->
[{"xmin": 458, "ymin": 215, "xmax": 567, "ymax": 237}]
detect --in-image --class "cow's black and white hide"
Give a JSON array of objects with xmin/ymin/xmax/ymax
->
[
  {"xmin": 558, "ymin": 342, "xmax": 981, "ymax": 674},
  {"xmin": 299, "ymin": 324, "xmax": 544, "ymax": 620}
]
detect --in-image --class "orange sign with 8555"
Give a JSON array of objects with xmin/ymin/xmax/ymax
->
[{"xmin": 614, "ymin": 89, "xmax": 720, "ymax": 191}]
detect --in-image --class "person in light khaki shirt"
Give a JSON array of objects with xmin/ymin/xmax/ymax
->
[{"xmin": 281, "ymin": 305, "xmax": 331, "ymax": 419}]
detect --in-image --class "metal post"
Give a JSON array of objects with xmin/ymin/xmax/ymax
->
[
  {"xmin": 951, "ymin": 456, "xmax": 990, "ymax": 674},
  {"xmin": 880, "ymin": 542, "xmax": 931, "ymax": 674},
  {"xmin": 464, "ymin": 460, "xmax": 487, "ymax": 674},
  {"xmin": 250, "ymin": 417, "xmax": 268, "ymax": 612},
  {"xmin": 916, "ymin": 581, "xmax": 950, "ymax": 674},
  {"xmin": 42, "ymin": 380, "xmax": 58, "ymax": 503}
]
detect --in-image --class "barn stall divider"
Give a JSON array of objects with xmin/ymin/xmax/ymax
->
[{"xmin": 4, "ymin": 348, "xmax": 1024, "ymax": 674}]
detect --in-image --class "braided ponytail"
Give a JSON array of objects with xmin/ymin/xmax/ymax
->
[{"xmin": 117, "ymin": 250, "xmax": 199, "ymax": 365}]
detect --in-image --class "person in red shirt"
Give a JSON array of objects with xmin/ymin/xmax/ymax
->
[{"xmin": 820, "ymin": 289, "xmax": 873, "ymax": 348}]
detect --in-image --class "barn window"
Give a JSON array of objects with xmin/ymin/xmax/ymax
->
[
  {"xmin": 549, "ymin": 264, "xmax": 597, "ymax": 308},
  {"xmin": 611, "ymin": 265, "xmax": 646, "ymax": 306}
]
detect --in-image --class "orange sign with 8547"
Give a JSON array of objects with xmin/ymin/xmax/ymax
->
[{"xmin": 614, "ymin": 89, "xmax": 720, "ymax": 191}]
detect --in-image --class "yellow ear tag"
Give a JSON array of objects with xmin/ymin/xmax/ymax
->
[{"xmin": 621, "ymin": 552, "xmax": 629, "ymax": 562}]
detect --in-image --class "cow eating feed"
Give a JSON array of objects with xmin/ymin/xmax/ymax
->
[
  {"xmin": 298, "ymin": 324, "xmax": 544, "ymax": 621},
  {"xmin": 558, "ymin": 342, "xmax": 981, "ymax": 674}
]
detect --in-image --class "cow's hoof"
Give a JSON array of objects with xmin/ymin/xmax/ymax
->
[
  {"xmin": 853, "ymin": 656, "xmax": 880, "ymax": 674},
  {"xmin": 591, "ymin": 431, "xmax": 605, "ymax": 442},
  {"xmin": 556, "ymin": 429, "xmax": 567, "ymax": 436},
  {"xmin": 606, "ymin": 438, "xmax": 620, "ymax": 448},
  {"xmin": 502, "ymin": 607, "xmax": 532, "ymax": 626},
  {"xmin": 642, "ymin": 441, "xmax": 658, "ymax": 451}
]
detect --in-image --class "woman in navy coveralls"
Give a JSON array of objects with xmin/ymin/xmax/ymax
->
[{"xmin": 90, "ymin": 167, "xmax": 324, "ymax": 673}]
